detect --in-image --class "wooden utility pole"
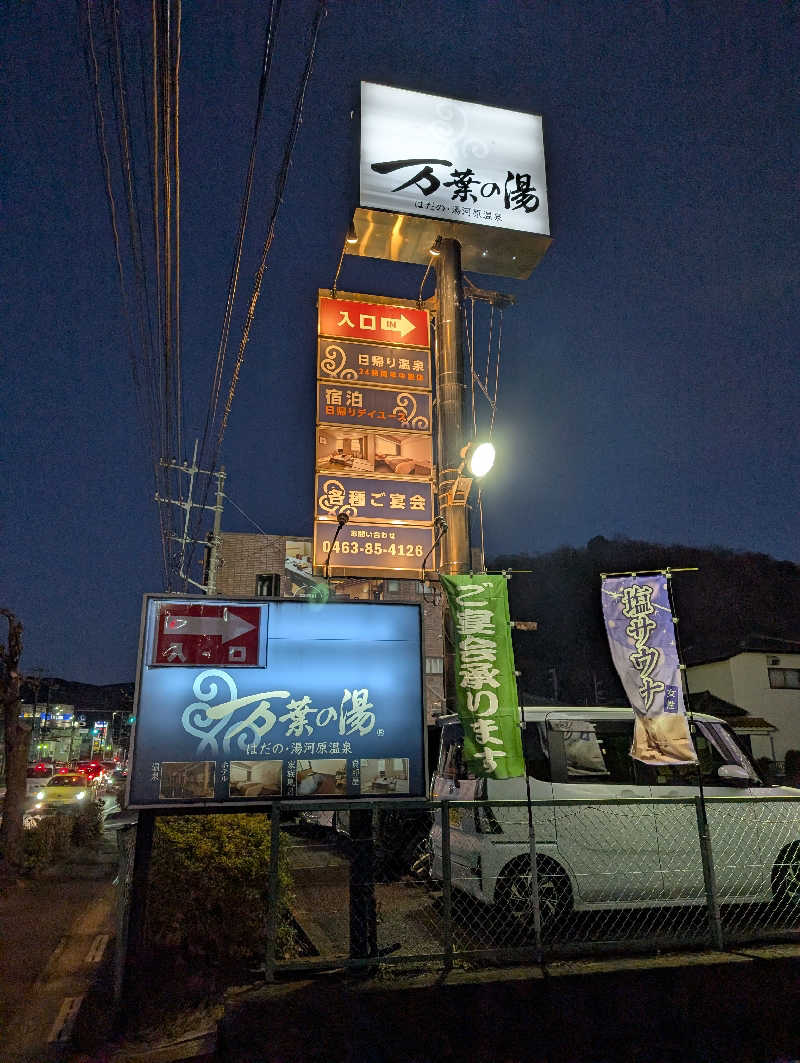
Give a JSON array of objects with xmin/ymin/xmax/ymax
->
[{"xmin": 0, "ymin": 610, "xmax": 28, "ymax": 874}]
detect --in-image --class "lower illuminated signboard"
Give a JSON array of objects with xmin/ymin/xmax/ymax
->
[{"xmin": 128, "ymin": 596, "xmax": 425, "ymax": 809}]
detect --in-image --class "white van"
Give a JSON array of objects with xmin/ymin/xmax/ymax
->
[{"xmin": 429, "ymin": 708, "xmax": 800, "ymax": 929}]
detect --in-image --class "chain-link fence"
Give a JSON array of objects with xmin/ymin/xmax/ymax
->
[{"xmin": 266, "ymin": 793, "xmax": 800, "ymax": 975}]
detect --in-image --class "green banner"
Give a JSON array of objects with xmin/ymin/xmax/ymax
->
[{"xmin": 439, "ymin": 574, "xmax": 524, "ymax": 779}]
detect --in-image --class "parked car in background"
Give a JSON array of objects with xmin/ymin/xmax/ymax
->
[
  {"xmin": 31, "ymin": 772, "xmax": 99, "ymax": 813},
  {"xmin": 430, "ymin": 707, "xmax": 800, "ymax": 931}
]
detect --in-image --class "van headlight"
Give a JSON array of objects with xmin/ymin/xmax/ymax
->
[
  {"xmin": 76, "ymin": 791, "xmax": 86, "ymax": 800},
  {"xmin": 36, "ymin": 791, "xmax": 45, "ymax": 800}
]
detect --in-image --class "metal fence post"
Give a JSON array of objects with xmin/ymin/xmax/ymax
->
[
  {"xmin": 527, "ymin": 810, "xmax": 543, "ymax": 962},
  {"xmin": 264, "ymin": 803, "xmax": 281, "ymax": 982},
  {"xmin": 524, "ymin": 776, "xmax": 543, "ymax": 962},
  {"xmin": 695, "ymin": 795, "xmax": 724, "ymax": 950},
  {"xmin": 441, "ymin": 800, "xmax": 454, "ymax": 970},
  {"xmin": 349, "ymin": 805, "xmax": 377, "ymax": 961}
]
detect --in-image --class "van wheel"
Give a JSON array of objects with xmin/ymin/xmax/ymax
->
[
  {"xmin": 496, "ymin": 856, "xmax": 572, "ymax": 936},
  {"xmin": 772, "ymin": 842, "xmax": 800, "ymax": 910},
  {"xmin": 404, "ymin": 834, "xmax": 431, "ymax": 879}
]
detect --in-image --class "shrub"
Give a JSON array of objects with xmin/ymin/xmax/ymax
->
[
  {"xmin": 71, "ymin": 799, "xmax": 104, "ymax": 847},
  {"xmin": 145, "ymin": 814, "xmax": 296, "ymax": 968},
  {"xmin": 784, "ymin": 750, "xmax": 800, "ymax": 774},
  {"xmin": 22, "ymin": 812, "xmax": 73, "ymax": 870}
]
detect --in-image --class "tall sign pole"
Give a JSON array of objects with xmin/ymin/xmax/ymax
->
[{"xmin": 434, "ymin": 238, "xmax": 470, "ymax": 574}]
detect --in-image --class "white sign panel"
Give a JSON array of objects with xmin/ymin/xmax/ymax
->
[{"xmin": 360, "ymin": 82, "xmax": 549, "ymax": 237}]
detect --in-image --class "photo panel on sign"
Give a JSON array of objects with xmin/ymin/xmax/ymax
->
[
  {"xmin": 316, "ymin": 427, "xmax": 432, "ymax": 479},
  {"xmin": 228, "ymin": 760, "xmax": 283, "ymax": 799}
]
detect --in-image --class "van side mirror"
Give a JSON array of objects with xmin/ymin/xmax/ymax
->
[{"xmin": 717, "ymin": 764, "xmax": 750, "ymax": 783}]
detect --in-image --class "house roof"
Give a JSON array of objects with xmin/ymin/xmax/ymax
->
[
  {"xmin": 689, "ymin": 690, "xmax": 748, "ymax": 718},
  {"xmin": 687, "ymin": 634, "xmax": 800, "ymax": 666},
  {"xmin": 690, "ymin": 690, "xmax": 776, "ymax": 733},
  {"xmin": 729, "ymin": 717, "xmax": 777, "ymax": 734}
]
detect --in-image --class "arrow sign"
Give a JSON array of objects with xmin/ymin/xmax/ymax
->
[
  {"xmin": 163, "ymin": 612, "xmax": 256, "ymax": 643},
  {"xmin": 318, "ymin": 296, "xmax": 429, "ymax": 348},
  {"xmin": 154, "ymin": 603, "xmax": 261, "ymax": 667},
  {"xmin": 380, "ymin": 313, "xmax": 415, "ymax": 339}
]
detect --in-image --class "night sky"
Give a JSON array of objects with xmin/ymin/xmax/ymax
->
[{"xmin": 3, "ymin": 1, "xmax": 797, "ymax": 684}]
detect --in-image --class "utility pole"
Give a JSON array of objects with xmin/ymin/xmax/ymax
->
[
  {"xmin": 434, "ymin": 238, "xmax": 470, "ymax": 574},
  {"xmin": 207, "ymin": 461, "xmax": 226, "ymax": 595},
  {"xmin": 155, "ymin": 438, "xmax": 226, "ymax": 593},
  {"xmin": 433, "ymin": 241, "xmax": 517, "ymax": 574}
]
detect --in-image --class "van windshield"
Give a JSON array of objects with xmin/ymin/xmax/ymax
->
[{"xmin": 641, "ymin": 722, "xmax": 762, "ymax": 787}]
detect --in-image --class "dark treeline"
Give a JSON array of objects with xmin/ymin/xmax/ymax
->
[{"xmin": 491, "ymin": 536, "xmax": 800, "ymax": 707}]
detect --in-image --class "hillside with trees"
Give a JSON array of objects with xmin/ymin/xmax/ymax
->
[{"xmin": 492, "ymin": 537, "xmax": 800, "ymax": 707}]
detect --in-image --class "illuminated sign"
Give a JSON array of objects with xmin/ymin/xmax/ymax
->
[
  {"xmin": 360, "ymin": 82, "xmax": 549, "ymax": 237},
  {"xmin": 317, "ymin": 338, "xmax": 432, "ymax": 391},
  {"xmin": 129, "ymin": 596, "xmax": 426, "ymax": 808},
  {"xmin": 318, "ymin": 296, "xmax": 429, "ymax": 348},
  {"xmin": 314, "ymin": 288, "xmax": 436, "ymax": 582},
  {"xmin": 315, "ymin": 474, "xmax": 433, "ymax": 524},
  {"xmin": 317, "ymin": 382, "xmax": 431, "ymax": 433},
  {"xmin": 314, "ymin": 521, "xmax": 434, "ymax": 576}
]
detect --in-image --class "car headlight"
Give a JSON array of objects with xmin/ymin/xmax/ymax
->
[
  {"xmin": 36, "ymin": 791, "xmax": 45, "ymax": 800},
  {"xmin": 76, "ymin": 791, "xmax": 86, "ymax": 800}
]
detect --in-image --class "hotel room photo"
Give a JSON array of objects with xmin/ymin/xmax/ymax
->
[
  {"xmin": 159, "ymin": 761, "xmax": 216, "ymax": 800},
  {"xmin": 296, "ymin": 759, "xmax": 348, "ymax": 796},
  {"xmin": 316, "ymin": 429, "xmax": 432, "ymax": 477},
  {"xmin": 360, "ymin": 758, "xmax": 410, "ymax": 794},
  {"xmin": 228, "ymin": 760, "xmax": 283, "ymax": 799}
]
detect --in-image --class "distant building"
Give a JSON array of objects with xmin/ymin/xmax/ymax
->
[
  {"xmin": 214, "ymin": 532, "xmax": 445, "ymax": 727},
  {"xmin": 687, "ymin": 642, "xmax": 800, "ymax": 762}
]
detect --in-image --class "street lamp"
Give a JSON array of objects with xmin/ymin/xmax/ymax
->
[
  {"xmin": 443, "ymin": 440, "xmax": 496, "ymax": 506},
  {"xmin": 467, "ymin": 441, "xmax": 495, "ymax": 478}
]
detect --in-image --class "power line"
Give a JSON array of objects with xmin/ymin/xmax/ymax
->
[
  {"xmin": 184, "ymin": 0, "xmax": 328, "ymax": 584},
  {"xmin": 214, "ymin": 0, "xmax": 327, "ymax": 455},
  {"xmin": 225, "ymin": 494, "xmax": 271, "ymax": 537},
  {"xmin": 196, "ymin": 0, "xmax": 284, "ymax": 482},
  {"xmin": 79, "ymin": 0, "xmax": 171, "ymax": 586}
]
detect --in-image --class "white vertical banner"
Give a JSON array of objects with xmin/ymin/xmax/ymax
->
[{"xmin": 601, "ymin": 576, "xmax": 697, "ymax": 765}]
